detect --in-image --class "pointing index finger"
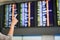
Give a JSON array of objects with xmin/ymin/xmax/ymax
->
[{"xmin": 12, "ymin": 4, "xmax": 15, "ymax": 17}]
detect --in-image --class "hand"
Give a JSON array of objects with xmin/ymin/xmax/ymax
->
[
  {"xmin": 11, "ymin": 4, "xmax": 18, "ymax": 27},
  {"xmin": 11, "ymin": 14, "xmax": 18, "ymax": 26}
]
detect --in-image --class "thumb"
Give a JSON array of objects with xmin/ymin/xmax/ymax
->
[{"xmin": 15, "ymin": 14, "xmax": 18, "ymax": 18}]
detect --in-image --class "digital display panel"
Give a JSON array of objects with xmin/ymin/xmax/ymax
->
[
  {"xmin": 4, "ymin": 0, "xmax": 54, "ymax": 28},
  {"xmin": 37, "ymin": 0, "xmax": 54, "ymax": 27},
  {"xmin": 57, "ymin": 0, "xmax": 60, "ymax": 26},
  {"xmin": 19, "ymin": 2, "xmax": 36, "ymax": 27},
  {"xmin": 5, "ymin": 4, "xmax": 18, "ymax": 27}
]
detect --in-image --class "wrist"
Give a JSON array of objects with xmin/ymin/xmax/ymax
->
[{"xmin": 10, "ymin": 24, "xmax": 15, "ymax": 28}]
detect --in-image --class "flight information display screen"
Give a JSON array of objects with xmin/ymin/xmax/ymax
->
[
  {"xmin": 57, "ymin": 0, "xmax": 60, "ymax": 26},
  {"xmin": 37, "ymin": 0, "xmax": 54, "ymax": 27},
  {"xmin": 3, "ymin": 0, "xmax": 54, "ymax": 28}
]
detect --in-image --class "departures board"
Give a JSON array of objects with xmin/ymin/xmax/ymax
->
[
  {"xmin": 3, "ymin": 0, "xmax": 55, "ymax": 28},
  {"xmin": 0, "ymin": 0, "xmax": 60, "ymax": 35}
]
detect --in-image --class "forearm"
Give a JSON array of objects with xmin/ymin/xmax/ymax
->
[{"xmin": 8, "ymin": 24, "xmax": 14, "ymax": 36}]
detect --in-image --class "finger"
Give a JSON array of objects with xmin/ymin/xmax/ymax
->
[{"xmin": 12, "ymin": 4, "xmax": 15, "ymax": 17}]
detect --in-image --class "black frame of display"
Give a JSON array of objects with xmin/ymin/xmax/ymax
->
[{"xmin": 0, "ymin": 0, "xmax": 59, "ymax": 35}]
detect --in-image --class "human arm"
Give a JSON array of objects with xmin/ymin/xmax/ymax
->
[
  {"xmin": 8, "ymin": 14, "xmax": 18, "ymax": 36},
  {"xmin": 0, "ymin": 4, "xmax": 18, "ymax": 40},
  {"xmin": 8, "ymin": 4, "xmax": 18, "ymax": 36}
]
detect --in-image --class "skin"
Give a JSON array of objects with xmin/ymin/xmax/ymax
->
[{"xmin": 8, "ymin": 4, "xmax": 18, "ymax": 36}]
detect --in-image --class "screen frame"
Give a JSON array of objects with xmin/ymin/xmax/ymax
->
[{"xmin": 0, "ymin": 0, "xmax": 59, "ymax": 35}]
